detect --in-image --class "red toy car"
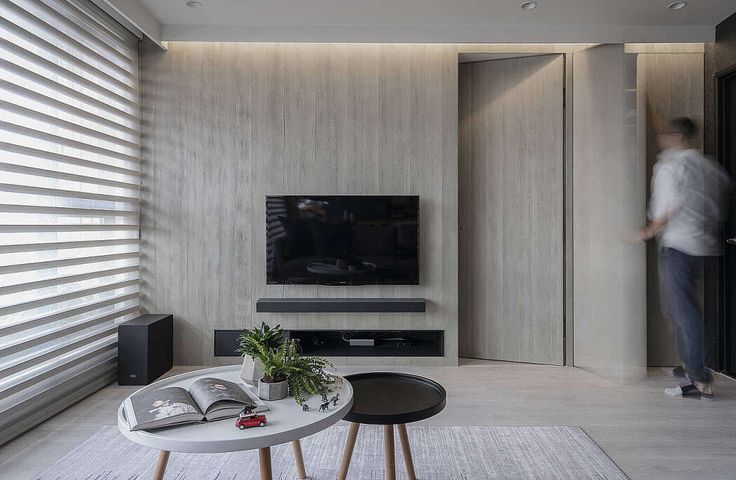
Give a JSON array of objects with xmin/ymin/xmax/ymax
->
[{"xmin": 235, "ymin": 413, "xmax": 267, "ymax": 430}]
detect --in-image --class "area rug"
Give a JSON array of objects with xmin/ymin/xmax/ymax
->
[{"xmin": 34, "ymin": 425, "xmax": 628, "ymax": 479}]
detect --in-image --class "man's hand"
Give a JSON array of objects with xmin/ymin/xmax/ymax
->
[
  {"xmin": 639, "ymin": 226, "xmax": 654, "ymax": 241},
  {"xmin": 639, "ymin": 216, "xmax": 668, "ymax": 242},
  {"xmin": 626, "ymin": 227, "xmax": 650, "ymax": 243}
]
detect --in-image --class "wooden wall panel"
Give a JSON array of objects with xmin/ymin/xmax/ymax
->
[
  {"xmin": 637, "ymin": 53, "xmax": 705, "ymax": 366},
  {"xmin": 139, "ymin": 41, "xmax": 689, "ymax": 370},
  {"xmin": 139, "ymin": 41, "xmax": 458, "ymax": 366},
  {"xmin": 572, "ymin": 45, "xmax": 647, "ymax": 382},
  {"xmin": 458, "ymin": 55, "xmax": 565, "ymax": 365}
]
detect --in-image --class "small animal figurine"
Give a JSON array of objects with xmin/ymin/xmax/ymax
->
[
  {"xmin": 319, "ymin": 401, "xmax": 329, "ymax": 412},
  {"xmin": 331, "ymin": 393, "xmax": 340, "ymax": 407},
  {"xmin": 239, "ymin": 405, "xmax": 256, "ymax": 416},
  {"xmin": 302, "ymin": 404, "xmax": 310, "ymax": 412}
]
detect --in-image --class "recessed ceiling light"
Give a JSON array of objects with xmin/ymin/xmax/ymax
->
[
  {"xmin": 668, "ymin": 1, "xmax": 687, "ymax": 10},
  {"xmin": 520, "ymin": 1, "xmax": 537, "ymax": 10},
  {"xmin": 186, "ymin": 0, "xmax": 202, "ymax": 7}
]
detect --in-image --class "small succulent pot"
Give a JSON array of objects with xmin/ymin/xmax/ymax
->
[
  {"xmin": 258, "ymin": 378, "xmax": 289, "ymax": 401},
  {"xmin": 240, "ymin": 356, "xmax": 264, "ymax": 386}
]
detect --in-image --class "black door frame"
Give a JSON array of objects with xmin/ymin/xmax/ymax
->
[{"xmin": 715, "ymin": 63, "xmax": 736, "ymax": 377}]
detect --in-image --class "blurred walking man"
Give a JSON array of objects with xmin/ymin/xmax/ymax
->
[{"xmin": 640, "ymin": 117, "xmax": 730, "ymax": 399}]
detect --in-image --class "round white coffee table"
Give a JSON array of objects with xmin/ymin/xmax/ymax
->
[{"xmin": 117, "ymin": 365, "xmax": 353, "ymax": 480}]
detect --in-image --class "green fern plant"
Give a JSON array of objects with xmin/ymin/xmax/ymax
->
[
  {"xmin": 256, "ymin": 339, "xmax": 335, "ymax": 405},
  {"xmin": 258, "ymin": 340, "xmax": 297, "ymax": 383},
  {"xmin": 287, "ymin": 348, "xmax": 335, "ymax": 405},
  {"xmin": 237, "ymin": 323, "xmax": 285, "ymax": 359}
]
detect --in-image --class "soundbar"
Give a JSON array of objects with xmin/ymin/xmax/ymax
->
[{"xmin": 256, "ymin": 298, "xmax": 427, "ymax": 313}]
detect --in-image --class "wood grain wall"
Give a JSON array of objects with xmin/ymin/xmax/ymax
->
[
  {"xmin": 139, "ymin": 41, "xmax": 459, "ymax": 366},
  {"xmin": 138, "ymin": 40, "xmax": 696, "ymax": 371},
  {"xmin": 572, "ymin": 45, "xmax": 648, "ymax": 382},
  {"xmin": 458, "ymin": 55, "xmax": 565, "ymax": 365},
  {"xmin": 637, "ymin": 53, "xmax": 706, "ymax": 367}
]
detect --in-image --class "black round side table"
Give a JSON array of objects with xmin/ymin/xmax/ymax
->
[{"xmin": 338, "ymin": 372, "xmax": 447, "ymax": 480}]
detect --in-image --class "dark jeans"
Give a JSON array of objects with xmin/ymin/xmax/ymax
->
[{"xmin": 658, "ymin": 247, "xmax": 709, "ymax": 383}]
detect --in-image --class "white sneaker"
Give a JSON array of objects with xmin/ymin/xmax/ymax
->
[
  {"xmin": 664, "ymin": 383, "xmax": 698, "ymax": 397},
  {"xmin": 664, "ymin": 385, "xmax": 684, "ymax": 397}
]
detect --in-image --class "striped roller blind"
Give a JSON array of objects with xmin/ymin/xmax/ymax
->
[{"xmin": 0, "ymin": 0, "xmax": 140, "ymax": 445}]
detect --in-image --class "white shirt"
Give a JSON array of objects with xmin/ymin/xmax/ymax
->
[{"xmin": 649, "ymin": 148, "xmax": 730, "ymax": 256}]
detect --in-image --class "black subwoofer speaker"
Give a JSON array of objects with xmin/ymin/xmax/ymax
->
[{"xmin": 118, "ymin": 314, "xmax": 173, "ymax": 385}]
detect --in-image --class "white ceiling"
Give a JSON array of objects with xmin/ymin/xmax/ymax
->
[
  {"xmin": 142, "ymin": 0, "xmax": 733, "ymax": 28},
  {"xmin": 127, "ymin": 0, "xmax": 736, "ymax": 43}
]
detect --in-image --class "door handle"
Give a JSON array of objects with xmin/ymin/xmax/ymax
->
[{"xmin": 728, "ymin": 238, "xmax": 736, "ymax": 246}]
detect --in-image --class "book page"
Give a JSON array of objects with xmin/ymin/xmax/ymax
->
[
  {"xmin": 127, "ymin": 387, "xmax": 203, "ymax": 431},
  {"xmin": 188, "ymin": 377, "xmax": 253, "ymax": 415}
]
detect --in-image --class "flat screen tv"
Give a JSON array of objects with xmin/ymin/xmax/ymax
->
[{"xmin": 266, "ymin": 195, "xmax": 419, "ymax": 285}]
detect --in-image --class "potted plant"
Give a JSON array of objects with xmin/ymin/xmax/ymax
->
[
  {"xmin": 254, "ymin": 339, "xmax": 334, "ymax": 402},
  {"xmin": 237, "ymin": 323, "xmax": 284, "ymax": 385},
  {"xmin": 285, "ymin": 343, "xmax": 335, "ymax": 405}
]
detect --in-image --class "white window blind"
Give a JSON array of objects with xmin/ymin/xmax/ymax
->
[{"xmin": 0, "ymin": 0, "xmax": 139, "ymax": 444}]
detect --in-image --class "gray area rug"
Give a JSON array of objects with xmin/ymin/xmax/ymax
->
[{"xmin": 34, "ymin": 425, "xmax": 628, "ymax": 479}]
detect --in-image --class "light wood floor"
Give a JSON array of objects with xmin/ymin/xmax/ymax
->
[{"xmin": 1, "ymin": 360, "xmax": 735, "ymax": 480}]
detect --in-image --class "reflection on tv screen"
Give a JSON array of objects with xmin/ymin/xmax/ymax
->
[{"xmin": 266, "ymin": 195, "xmax": 419, "ymax": 285}]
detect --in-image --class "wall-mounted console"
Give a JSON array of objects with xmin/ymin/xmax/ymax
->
[
  {"xmin": 256, "ymin": 298, "xmax": 426, "ymax": 313},
  {"xmin": 213, "ymin": 329, "xmax": 443, "ymax": 357},
  {"xmin": 286, "ymin": 330, "xmax": 443, "ymax": 357}
]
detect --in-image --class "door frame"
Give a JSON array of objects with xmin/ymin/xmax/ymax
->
[{"xmin": 714, "ymin": 63, "xmax": 736, "ymax": 377}]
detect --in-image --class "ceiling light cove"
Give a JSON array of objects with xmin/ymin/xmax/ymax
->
[
  {"xmin": 668, "ymin": 1, "xmax": 687, "ymax": 10},
  {"xmin": 520, "ymin": 1, "xmax": 538, "ymax": 10},
  {"xmin": 185, "ymin": 0, "xmax": 203, "ymax": 8}
]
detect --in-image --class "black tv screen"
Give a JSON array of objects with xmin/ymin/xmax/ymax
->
[{"xmin": 266, "ymin": 195, "xmax": 419, "ymax": 285}]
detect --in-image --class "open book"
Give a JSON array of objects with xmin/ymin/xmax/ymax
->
[{"xmin": 123, "ymin": 377, "xmax": 269, "ymax": 431}]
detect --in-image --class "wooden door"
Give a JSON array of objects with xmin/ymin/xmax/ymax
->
[{"xmin": 459, "ymin": 55, "xmax": 564, "ymax": 365}]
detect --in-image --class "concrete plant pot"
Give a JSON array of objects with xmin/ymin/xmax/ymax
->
[
  {"xmin": 258, "ymin": 378, "xmax": 289, "ymax": 401},
  {"xmin": 240, "ymin": 356, "xmax": 264, "ymax": 386}
]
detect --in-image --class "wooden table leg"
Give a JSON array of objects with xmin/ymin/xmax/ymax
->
[
  {"xmin": 397, "ymin": 424, "xmax": 416, "ymax": 480},
  {"xmin": 152, "ymin": 450, "xmax": 170, "ymax": 480},
  {"xmin": 384, "ymin": 425, "xmax": 396, "ymax": 480},
  {"xmin": 259, "ymin": 447, "xmax": 273, "ymax": 480},
  {"xmin": 338, "ymin": 422, "xmax": 361, "ymax": 480},
  {"xmin": 292, "ymin": 439, "xmax": 307, "ymax": 479}
]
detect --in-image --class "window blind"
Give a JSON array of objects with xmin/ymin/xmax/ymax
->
[{"xmin": 0, "ymin": 0, "xmax": 139, "ymax": 445}]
